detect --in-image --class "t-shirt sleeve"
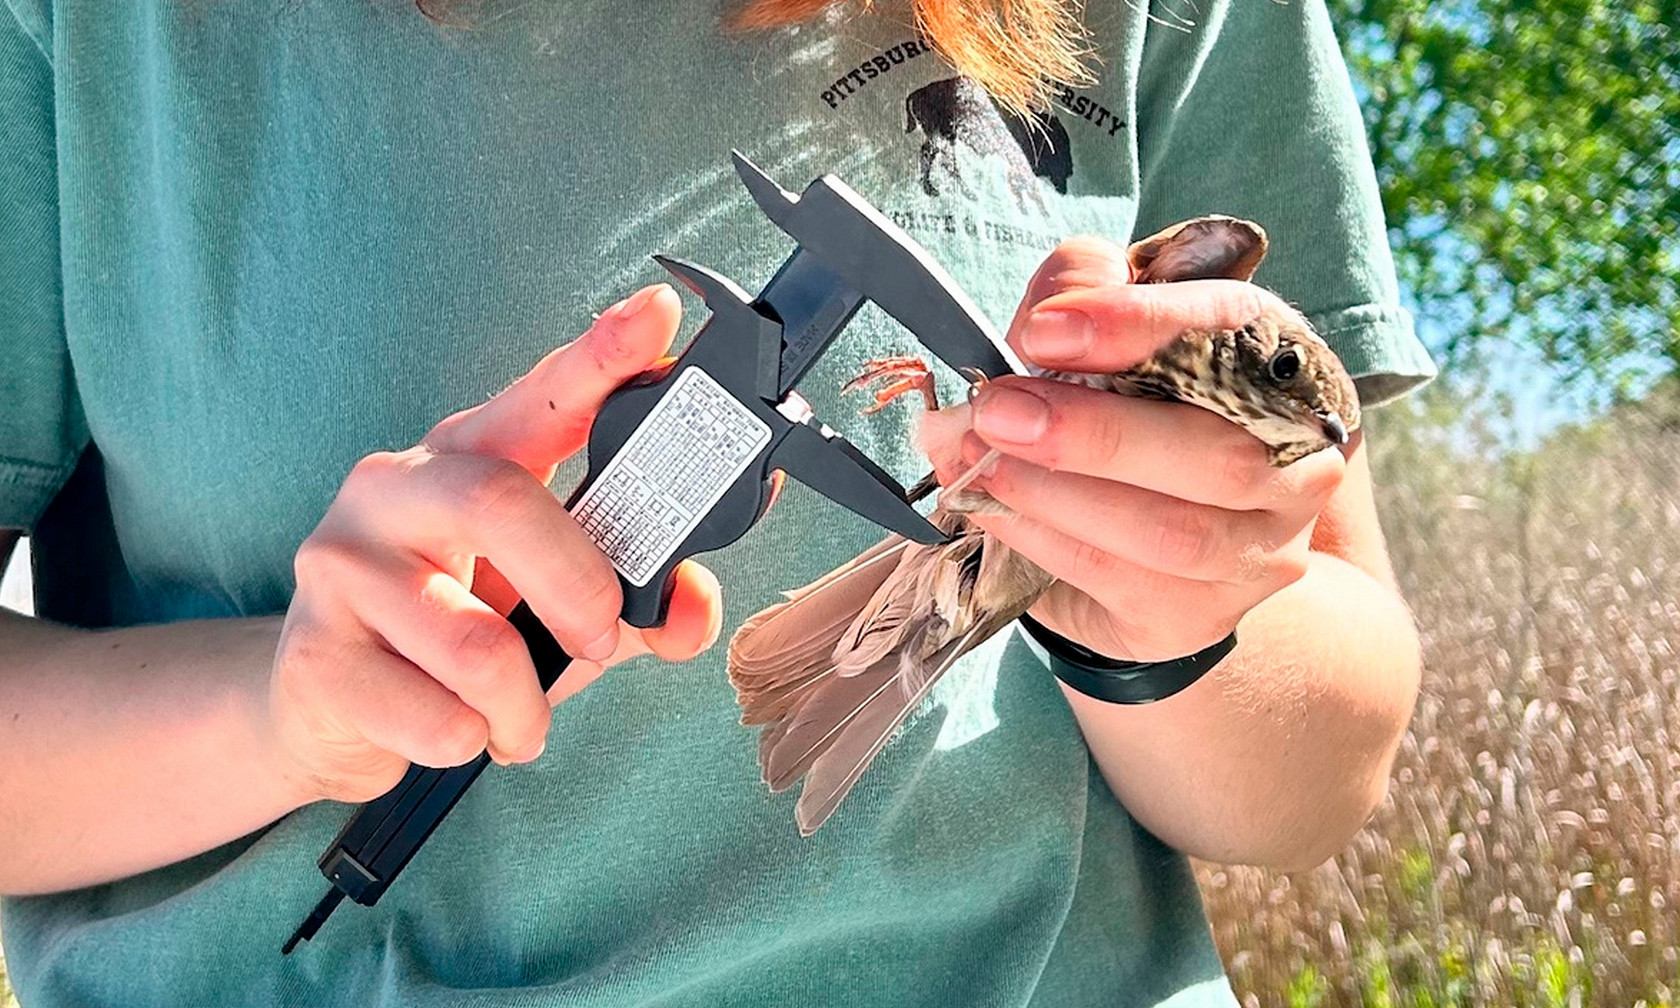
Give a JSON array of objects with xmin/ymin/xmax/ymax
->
[
  {"xmin": 1, "ymin": 0, "xmax": 87, "ymax": 531},
  {"xmin": 1131, "ymin": 0, "xmax": 1437, "ymax": 407}
]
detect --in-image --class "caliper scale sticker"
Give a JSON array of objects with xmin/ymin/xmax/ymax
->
[{"xmin": 571, "ymin": 367, "xmax": 773, "ymax": 587}]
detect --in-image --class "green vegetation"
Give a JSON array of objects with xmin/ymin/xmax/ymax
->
[
  {"xmin": 1288, "ymin": 964, "xmax": 1333, "ymax": 1008},
  {"xmin": 1327, "ymin": 0, "xmax": 1679, "ymax": 382},
  {"xmin": 1199, "ymin": 5, "xmax": 1680, "ymax": 1000}
]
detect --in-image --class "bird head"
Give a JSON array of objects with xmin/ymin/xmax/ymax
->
[
  {"xmin": 1130, "ymin": 307, "xmax": 1362, "ymax": 467},
  {"xmin": 1116, "ymin": 215, "xmax": 1362, "ymax": 466}
]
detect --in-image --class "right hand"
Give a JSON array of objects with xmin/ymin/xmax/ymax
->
[{"xmin": 269, "ymin": 283, "xmax": 724, "ymax": 804}]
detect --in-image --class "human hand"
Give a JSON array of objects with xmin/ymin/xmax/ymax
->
[
  {"xmin": 270, "ymin": 284, "xmax": 724, "ymax": 803},
  {"xmin": 922, "ymin": 238, "xmax": 1350, "ymax": 662}
]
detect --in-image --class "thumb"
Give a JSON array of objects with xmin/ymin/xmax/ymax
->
[
  {"xmin": 423, "ymin": 283, "xmax": 682, "ymax": 478},
  {"xmin": 1004, "ymin": 236, "xmax": 1133, "ymax": 351}
]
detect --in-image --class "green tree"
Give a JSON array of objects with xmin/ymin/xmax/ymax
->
[{"xmin": 1326, "ymin": 0, "xmax": 1680, "ymax": 383}]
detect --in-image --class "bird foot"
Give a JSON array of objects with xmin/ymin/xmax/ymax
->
[
  {"xmin": 843, "ymin": 356, "xmax": 940, "ymax": 414},
  {"xmin": 844, "ymin": 359, "xmax": 996, "ymax": 416}
]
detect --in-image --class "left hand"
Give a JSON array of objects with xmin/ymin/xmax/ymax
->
[{"xmin": 921, "ymin": 237, "xmax": 1350, "ymax": 661}]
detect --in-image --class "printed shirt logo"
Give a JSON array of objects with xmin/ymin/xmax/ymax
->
[
  {"xmin": 905, "ymin": 76, "xmax": 1072, "ymax": 209},
  {"xmin": 815, "ymin": 42, "xmax": 1128, "ymax": 213},
  {"xmin": 820, "ymin": 39, "xmax": 937, "ymax": 109}
]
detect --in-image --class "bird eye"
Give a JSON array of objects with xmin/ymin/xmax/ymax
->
[{"xmin": 1268, "ymin": 349, "xmax": 1300, "ymax": 381}]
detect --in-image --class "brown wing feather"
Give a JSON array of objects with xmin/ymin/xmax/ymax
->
[
  {"xmin": 753, "ymin": 532, "xmax": 964, "ymax": 791},
  {"xmin": 728, "ymin": 536, "xmax": 909, "ymax": 726},
  {"xmin": 730, "ymin": 514, "xmax": 1053, "ymax": 834},
  {"xmin": 834, "ymin": 524, "xmax": 981, "ymax": 677},
  {"xmin": 787, "ymin": 623, "xmax": 991, "ymax": 836}
]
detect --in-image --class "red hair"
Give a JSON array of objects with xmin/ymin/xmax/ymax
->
[
  {"xmin": 416, "ymin": 0, "xmax": 1092, "ymax": 116},
  {"xmin": 733, "ymin": 0, "xmax": 1092, "ymax": 115}
]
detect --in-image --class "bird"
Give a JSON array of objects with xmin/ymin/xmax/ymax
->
[{"xmin": 726, "ymin": 215, "xmax": 1362, "ymax": 836}]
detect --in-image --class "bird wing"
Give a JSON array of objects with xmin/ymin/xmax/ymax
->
[
  {"xmin": 730, "ymin": 509, "xmax": 1053, "ymax": 835},
  {"xmin": 728, "ymin": 534, "xmax": 910, "ymax": 727},
  {"xmin": 785, "ymin": 617, "xmax": 1002, "ymax": 836}
]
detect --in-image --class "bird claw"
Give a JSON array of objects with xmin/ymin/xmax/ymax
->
[
  {"xmin": 843, "ymin": 356, "xmax": 940, "ymax": 414},
  {"xmin": 843, "ymin": 359, "xmax": 997, "ymax": 416}
]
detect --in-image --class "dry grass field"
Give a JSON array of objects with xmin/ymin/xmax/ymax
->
[
  {"xmin": 1201, "ymin": 383, "xmax": 1680, "ymax": 1007},
  {"xmin": 2, "ymin": 383, "xmax": 1674, "ymax": 1007}
]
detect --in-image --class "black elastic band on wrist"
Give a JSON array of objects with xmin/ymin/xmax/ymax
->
[{"xmin": 1017, "ymin": 613, "xmax": 1236, "ymax": 705}]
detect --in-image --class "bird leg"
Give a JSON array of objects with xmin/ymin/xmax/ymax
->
[
  {"xmin": 845, "ymin": 359, "xmax": 1006, "ymax": 516},
  {"xmin": 842, "ymin": 356, "xmax": 941, "ymax": 414}
]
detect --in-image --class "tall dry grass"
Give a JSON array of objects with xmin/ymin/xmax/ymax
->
[{"xmin": 1201, "ymin": 382, "xmax": 1680, "ymax": 1007}]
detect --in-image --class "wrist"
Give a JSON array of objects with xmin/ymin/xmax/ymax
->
[{"xmin": 245, "ymin": 617, "xmax": 329, "ymax": 811}]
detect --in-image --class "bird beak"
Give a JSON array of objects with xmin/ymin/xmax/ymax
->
[{"xmin": 1319, "ymin": 412, "xmax": 1350, "ymax": 445}]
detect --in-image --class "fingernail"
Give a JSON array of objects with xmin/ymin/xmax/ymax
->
[
  {"xmin": 620, "ymin": 283, "xmax": 669, "ymax": 319},
  {"xmin": 974, "ymin": 386, "xmax": 1050, "ymax": 444},
  {"xmin": 1023, "ymin": 309, "xmax": 1094, "ymax": 362},
  {"xmin": 582, "ymin": 627, "xmax": 619, "ymax": 662},
  {"xmin": 596, "ymin": 283, "xmax": 668, "ymax": 323}
]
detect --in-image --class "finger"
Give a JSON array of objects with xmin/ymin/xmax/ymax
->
[
  {"xmin": 968, "ymin": 377, "xmax": 1346, "ymax": 513},
  {"xmin": 638, "ymin": 560, "xmax": 724, "ymax": 663},
  {"xmin": 965, "ymin": 508, "xmax": 1249, "ymax": 660},
  {"xmin": 537, "ymin": 562, "xmax": 724, "ymax": 705},
  {"xmin": 1004, "ymin": 236, "xmax": 1133, "ymax": 338},
  {"xmin": 341, "ymin": 653, "xmax": 493, "ymax": 772},
  {"xmin": 334, "ymin": 450, "xmax": 624, "ymax": 662},
  {"xmin": 424, "ymin": 283, "xmax": 682, "ymax": 477},
  {"xmin": 1014, "ymin": 279, "xmax": 1273, "ymax": 372},
  {"xmin": 961, "ymin": 444, "xmax": 1302, "ymax": 585},
  {"xmin": 323, "ymin": 553, "xmax": 550, "ymax": 764},
  {"xmin": 284, "ymin": 622, "xmax": 493, "ymax": 775},
  {"xmin": 543, "ymin": 657, "xmax": 609, "ymax": 706}
]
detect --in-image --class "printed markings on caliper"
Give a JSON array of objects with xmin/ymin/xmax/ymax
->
[{"xmin": 570, "ymin": 367, "xmax": 772, "ymax": 587}]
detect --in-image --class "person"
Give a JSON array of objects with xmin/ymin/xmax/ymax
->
[{"xmin": 0, "ymin": 0, "xmax": 1436, "ymax": 1003}]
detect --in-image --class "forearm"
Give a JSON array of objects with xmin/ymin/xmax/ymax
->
[
  {"xmin": 1065, "ymin": 551, "xmax": 1420, "ymax": 872},
  {"xmin": 0, "ymin": 608, "xmax": 313, "ymax": 895}
]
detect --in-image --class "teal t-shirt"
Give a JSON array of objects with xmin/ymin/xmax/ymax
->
[{"xmin": 0, "ymin": 0, "xmax": 1435, "ymax": 1004}]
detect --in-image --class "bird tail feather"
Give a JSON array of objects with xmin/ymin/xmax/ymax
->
[{"xmin": 727, "ymin": 518, "xmax": 1032, "ymax": 835}]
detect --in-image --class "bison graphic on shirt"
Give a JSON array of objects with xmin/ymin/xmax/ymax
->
[{"xmin": 904, "ymin": 76, "xmax": 1073, "ymax": 209}]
